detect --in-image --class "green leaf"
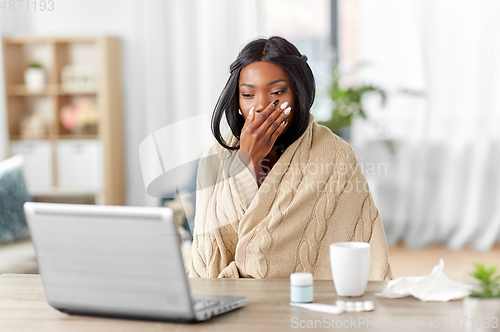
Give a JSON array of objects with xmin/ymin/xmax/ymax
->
[{"xmin": 469, "ymin": 262, "xmax": 500, "ymax": 298}]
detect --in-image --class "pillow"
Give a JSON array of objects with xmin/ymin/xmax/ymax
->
[{"xmin": 0, "ymin": 154, "xmax": 32, "ymax": 244}]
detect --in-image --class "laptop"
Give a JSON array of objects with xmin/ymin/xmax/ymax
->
[{"xmin": 23, "ymin": 202, "xmax": 248, "ymax": 322}]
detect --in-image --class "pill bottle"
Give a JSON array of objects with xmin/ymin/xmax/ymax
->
[{"xmin": 290, "ymin": 272, "xmax": 313, "ymax": 303}]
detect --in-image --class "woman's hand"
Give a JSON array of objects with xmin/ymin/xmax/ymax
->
[{"xmin": 239, "ymin": 99, "xmax": 290, "ymax": 175}]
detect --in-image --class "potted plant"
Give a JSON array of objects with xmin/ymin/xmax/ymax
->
[
  {"xmin": 317, "ymin": 64, "xmax": 423, "ymax": 155},
  {"xmin": 317, "ymin": 65, "xmax": 387, "ymax": 140},
  {"xmin": 463, "ymin": 262, "xmax": 500, "ymax": 332},
  {"xmin": 24, "ymin": 62, "xmax": 45, "ymax": 92}
]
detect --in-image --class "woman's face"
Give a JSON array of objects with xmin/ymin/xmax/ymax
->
[{"xmin": 238, "ymin": 61, "xmax": 295, "ymax": 133}]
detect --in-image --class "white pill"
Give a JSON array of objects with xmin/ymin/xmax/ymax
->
[
  {"xmin": 364, "ymin": 301, "xmax": 375, "ymax": 311},
  {"xmin": 335, "ymin": 300, "xmax": 345, "ymax": 310},
  {"xmin": 345, "ymin": 301, "xmax": 355, "ymax": 312},
  {"xmin": 352, "ymin": 302, "xmax": 362, "ymax": 312}
]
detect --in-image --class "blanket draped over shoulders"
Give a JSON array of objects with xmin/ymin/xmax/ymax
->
[{"xmin": 190, "ymin": 114, "xmax": 393, "ymax": 280}]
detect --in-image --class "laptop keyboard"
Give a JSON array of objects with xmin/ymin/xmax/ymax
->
[{"xmin": 192, "ymin": 299, "xmax": 220, "ymax": 311}]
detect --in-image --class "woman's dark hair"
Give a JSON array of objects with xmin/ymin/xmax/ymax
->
[{"xmin": 211, "ymin": 36, "xmax": 315, "ymax": 154}]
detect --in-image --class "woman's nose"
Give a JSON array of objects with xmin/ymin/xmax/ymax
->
[{"xmin": 254, "ymin": 94, "xmax": 272, "ymax": 112}]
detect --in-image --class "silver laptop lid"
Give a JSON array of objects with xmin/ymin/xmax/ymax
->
[{"xmin": 24, "ymin": 202, "xmax": 195, "ymax": 321}]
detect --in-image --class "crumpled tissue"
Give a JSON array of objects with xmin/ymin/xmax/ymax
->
[{"xmin": 376, "ymin": 259, "xmax": 473, "ymax": 302}]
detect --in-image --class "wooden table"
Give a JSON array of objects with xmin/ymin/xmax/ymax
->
[{"xmin": 0, "ymin": 274, "xmax": 470, "ymax": 331}]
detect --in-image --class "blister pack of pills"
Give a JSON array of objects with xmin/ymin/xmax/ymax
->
[
  {"xmin": 289, "ymin": 300, "xmax": 375, "ymax": 314},
  {"xmin": 335, "ymin": 300, "xmax": 375, "ymax": 312}
]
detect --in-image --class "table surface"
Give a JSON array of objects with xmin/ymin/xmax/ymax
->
[{"xmin": 0, "ymin": 274, "xmax": 470, "ymax": 331}]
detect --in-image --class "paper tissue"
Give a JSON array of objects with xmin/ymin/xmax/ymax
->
[{"xmin": 376, "ymin": 259, "xmax": 473, "ymax": 302}]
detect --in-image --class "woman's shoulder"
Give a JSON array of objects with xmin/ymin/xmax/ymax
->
[{"xmin": 312, "ymin": 121, "xmax": 357, "ymax": 163}]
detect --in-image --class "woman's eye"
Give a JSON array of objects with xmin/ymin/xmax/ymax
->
[
  {"xmin": 242, "ymin": 94, "xmax": 253, "ymax": 98},
  {"xmin": 272, "ymin": 90, "xmax": 285, "ymax": 95}
]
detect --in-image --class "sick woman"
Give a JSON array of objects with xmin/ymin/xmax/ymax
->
[{"xmin": 189, "ymin": 36, "xmax": 392, "ymax": 280}]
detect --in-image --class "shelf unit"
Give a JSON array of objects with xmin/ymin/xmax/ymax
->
[{"xmin": 2, "ymin": 36, "xmax": 124, "ymax": 205}]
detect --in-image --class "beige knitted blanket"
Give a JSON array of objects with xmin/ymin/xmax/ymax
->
[{"xmin": 190, "ymin": 115, "xmax": 392, "ymax": 280}]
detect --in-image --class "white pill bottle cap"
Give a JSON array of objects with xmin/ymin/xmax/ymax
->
[{"xmin": 290, "ymin": 272, "xmax": 313, "ymax": 286}]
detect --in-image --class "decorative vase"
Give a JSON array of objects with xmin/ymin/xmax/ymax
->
[
  {"xmin": 24, "ymin": 68, "xmax": 45, "ymax": 92},
  {"xmin": 463, "ymin": 298, "xmax": 500, "ymax": 332}
]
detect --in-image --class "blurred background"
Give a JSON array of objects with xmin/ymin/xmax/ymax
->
[{"xmin": 0, "ymin": 0, "xmax": 498, "ymax": 279}]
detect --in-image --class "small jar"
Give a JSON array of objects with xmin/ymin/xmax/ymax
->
[{"xmin": 290, "ymin": 272, "xmax": 313, "ymax": 303}]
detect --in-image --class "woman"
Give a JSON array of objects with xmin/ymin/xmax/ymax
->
[{"xmin": 190, "ymin": 36, "xmax": 392, "ymax": 280}]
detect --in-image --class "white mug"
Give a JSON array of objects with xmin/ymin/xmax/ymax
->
[{"xmin": 330, "ymin": 242, "xmax": 371, "ymax": 297}]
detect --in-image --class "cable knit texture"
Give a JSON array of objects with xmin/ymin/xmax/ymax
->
[{"xmin": 190, "ymin": 114, "xmax": 393, "ymax": 280}]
